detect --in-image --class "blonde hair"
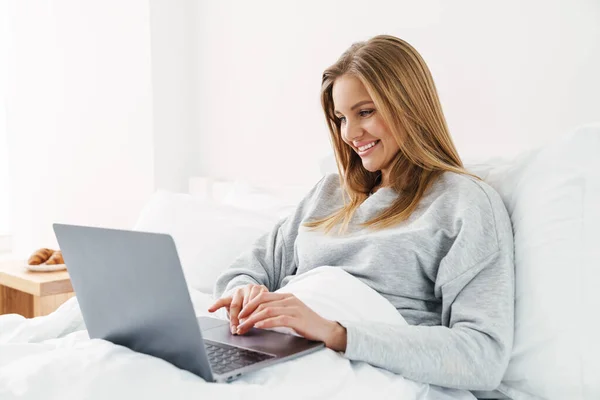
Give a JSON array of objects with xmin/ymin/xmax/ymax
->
[{"xmin": 305, "ymin": 35, "xmax": 477, "ymax": 235}]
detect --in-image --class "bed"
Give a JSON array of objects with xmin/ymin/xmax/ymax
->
[{"xmin": 1, "ymin": 124, "xmax": 598, "ymax": 400}]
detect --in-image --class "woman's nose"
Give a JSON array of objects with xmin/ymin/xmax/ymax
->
[{"xmin": 343, "ymin": 121, "xmax": 363, "ymax": 142}]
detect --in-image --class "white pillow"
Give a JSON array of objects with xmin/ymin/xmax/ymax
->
[
  {"xmin": 489, "ymin": 124, "xmax": 600, "ymax": 400},
  {"xmin": 133, "ymin": 191, "xmax": 280, "ymax": 294},
  {"xmin": 221, "ymin": 180, "xmax": 312, "ymax": 219},
  {"xmin": 268, "ymin": 266, "xmax": 406, "ymax": 337}
]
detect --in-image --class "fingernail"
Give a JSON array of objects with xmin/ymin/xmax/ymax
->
[{"xmin": 230, "ymin": 325, "xmax": 236, "ymax": 334}]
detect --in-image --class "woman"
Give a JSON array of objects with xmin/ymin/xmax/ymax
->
[{"xmin": 208, "ymin": 35, "xmax": 514, "ymax": 391}]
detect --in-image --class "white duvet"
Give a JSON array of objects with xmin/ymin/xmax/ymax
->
[{"xmin": 0, "ymin": 267, "xmax": 475, "ymax": 400}]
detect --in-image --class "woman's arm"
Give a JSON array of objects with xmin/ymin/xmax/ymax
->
[
  {"xmin": 213, "ymin": 217, "xmax": 292, "ymax": 297},
  {"xmin": 336, "ymin": 246, "xmax": 515, "ymax": 391}
]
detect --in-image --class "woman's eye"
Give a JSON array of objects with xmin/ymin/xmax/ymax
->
[{"xmin": 337, "ymin": 110, "xmax": 372, "ymax": 123}]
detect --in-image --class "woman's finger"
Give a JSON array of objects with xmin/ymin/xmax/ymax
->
[
  {"xmin": 238, "ymin": 292, "xmax": 291, "ymax": 320},
  {"xmin": 248, "ymin": 315, "xmax": 296, "ymax": 331},
  {"xmin": 238, "ymin": 298, "xmax": 291, "ymax": 323},
  {"xmin": 236, "ymin": 307, "xmax": 297, "ymax": 335},
  {"xmin": 228, "ymin": 290, "xmax": 245, "ymax": 330},
  {"xmin": 207, "ymin": 296, "xmax": 232, "ymax": 313},
  {"xmin": 239, "ymin": 286, "xmax": 276, "ymax": 320},
  {"xmin": 244, "ymin": 285, "xmax": 267, "ymax": 309}
]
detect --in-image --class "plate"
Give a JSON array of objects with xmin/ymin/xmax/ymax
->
[{"xmin": 24, "ymin": 263, "xmax": 67, "ymax": 272}]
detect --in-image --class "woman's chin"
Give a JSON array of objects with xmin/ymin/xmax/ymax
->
[{"xmin": 361, "ymin": 160, "xmax": 380, "ymax": 172}]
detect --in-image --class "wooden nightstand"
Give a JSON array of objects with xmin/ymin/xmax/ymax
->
[{"xmin": 0, "ymin": 260, "xmax": 75, "ymax": 318}]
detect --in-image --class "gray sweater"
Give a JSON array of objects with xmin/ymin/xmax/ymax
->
[{"xmin": 214, "ymin": 172, "xmax": 515, "ymax": 391}]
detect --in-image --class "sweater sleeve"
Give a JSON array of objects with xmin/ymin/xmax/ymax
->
[
  {"xmin": 337, "ymin": 186, "xmax": 515, "ymax": 391},
  {"xmin": 213, "ymin": 176, "xmax": 326, "ymax": 299}
]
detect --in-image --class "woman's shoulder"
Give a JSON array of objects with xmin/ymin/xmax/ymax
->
[
  {"xmin": 433, "ymin": 171, "xmax": 513, "ymax": 246},
  {"xmin": 433, "ymin": 171, "xmax": 506, "ymax": 212}
]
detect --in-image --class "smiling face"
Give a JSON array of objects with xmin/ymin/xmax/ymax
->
[{"xmin": 332, "ymin": 74, "xmax": 401, "ymax": 185}]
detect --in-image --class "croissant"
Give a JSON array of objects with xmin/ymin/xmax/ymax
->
[
  {"xmin": 45, "ymin": 250, "xmax": 64, "ymax": 265},
  {"xmin": 27, "ymin": 248, "xmax": 55, "ymax": 265}
]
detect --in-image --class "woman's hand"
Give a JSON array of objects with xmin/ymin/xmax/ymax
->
[
  {"xmin": 234, "ymin": 292, "xmax": 347, "ymax": 351},
  {"xmin": 208, "ymin": 284, "xmax": 269, "ymax": 333}
]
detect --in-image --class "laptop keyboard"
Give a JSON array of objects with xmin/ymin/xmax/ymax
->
[{"xmin": 205, "ymin": 342, "xmax": 275, "ymax": 375}]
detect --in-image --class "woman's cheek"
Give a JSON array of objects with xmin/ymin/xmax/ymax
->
[
  {"xmin": 363, "ymin": 120, "xmax": 378, "ymax": 135},
  {"xmin": 371, "ymin": 119, "xmax": 388, "ymax": 138}
]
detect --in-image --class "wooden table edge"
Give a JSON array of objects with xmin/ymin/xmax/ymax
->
[{"xmin": 0, "ymin": 265, "xmax": 74, "ymax": 296}]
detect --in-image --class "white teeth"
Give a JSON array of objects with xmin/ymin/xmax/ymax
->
[{"xmin": 358, "ymin": 141, "xmax": 378, "ymax": 152}]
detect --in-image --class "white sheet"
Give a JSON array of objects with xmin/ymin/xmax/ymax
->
[{"xmin": 0, "ymin": 267, "xmax": 476, "ymax": 400}]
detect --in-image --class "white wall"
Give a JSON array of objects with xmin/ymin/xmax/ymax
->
[
  {"xmin": 3, "ymin": 0, "xmax": 599, "ymax": 255},
  {"xmin": 0, "ymin": 1, "xmax": 10, "ymax": 236},
  {"xmin": 148, "ymin": 0, "xmax": 200, "ymax": 193},
  {"xmin": 6, "ymin": 0, "xmax": 155, "ymax": 256},
  {"xmin": 194, "ymin": 0, "xmax": 600, "ymax": 186}
]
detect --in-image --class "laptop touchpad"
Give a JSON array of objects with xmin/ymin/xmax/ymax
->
[{"xmin": 198, "ymin": 316, "xmax": 230, "ymax": 332}]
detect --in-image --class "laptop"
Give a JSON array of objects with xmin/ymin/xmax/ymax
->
[{"xmin": 53, "ymin": 223, "xmax": 324, "ymax": 383}]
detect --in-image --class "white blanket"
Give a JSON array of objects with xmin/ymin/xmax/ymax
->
[{"xmin": 0, "ymin": 266, "xmax": 475, "ymax": 400}]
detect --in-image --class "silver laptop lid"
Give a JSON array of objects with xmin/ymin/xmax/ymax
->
[{"xmin": 53, "ymin": 223, "xmax": 213, "ymax": 381}]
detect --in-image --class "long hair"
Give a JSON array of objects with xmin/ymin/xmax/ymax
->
[{"xmin": 304, "ymin": 35, "xmax": 477, "ymax": 235}]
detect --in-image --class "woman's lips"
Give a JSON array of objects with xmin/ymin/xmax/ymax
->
[{"xmin": 357, "ymin": 140, "xmax": 380, "ymax": 157}]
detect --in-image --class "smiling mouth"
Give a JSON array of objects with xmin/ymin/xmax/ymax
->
[{"xmin": 356, "ymin": 140, "xmax": 380, "ymax": 153}]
